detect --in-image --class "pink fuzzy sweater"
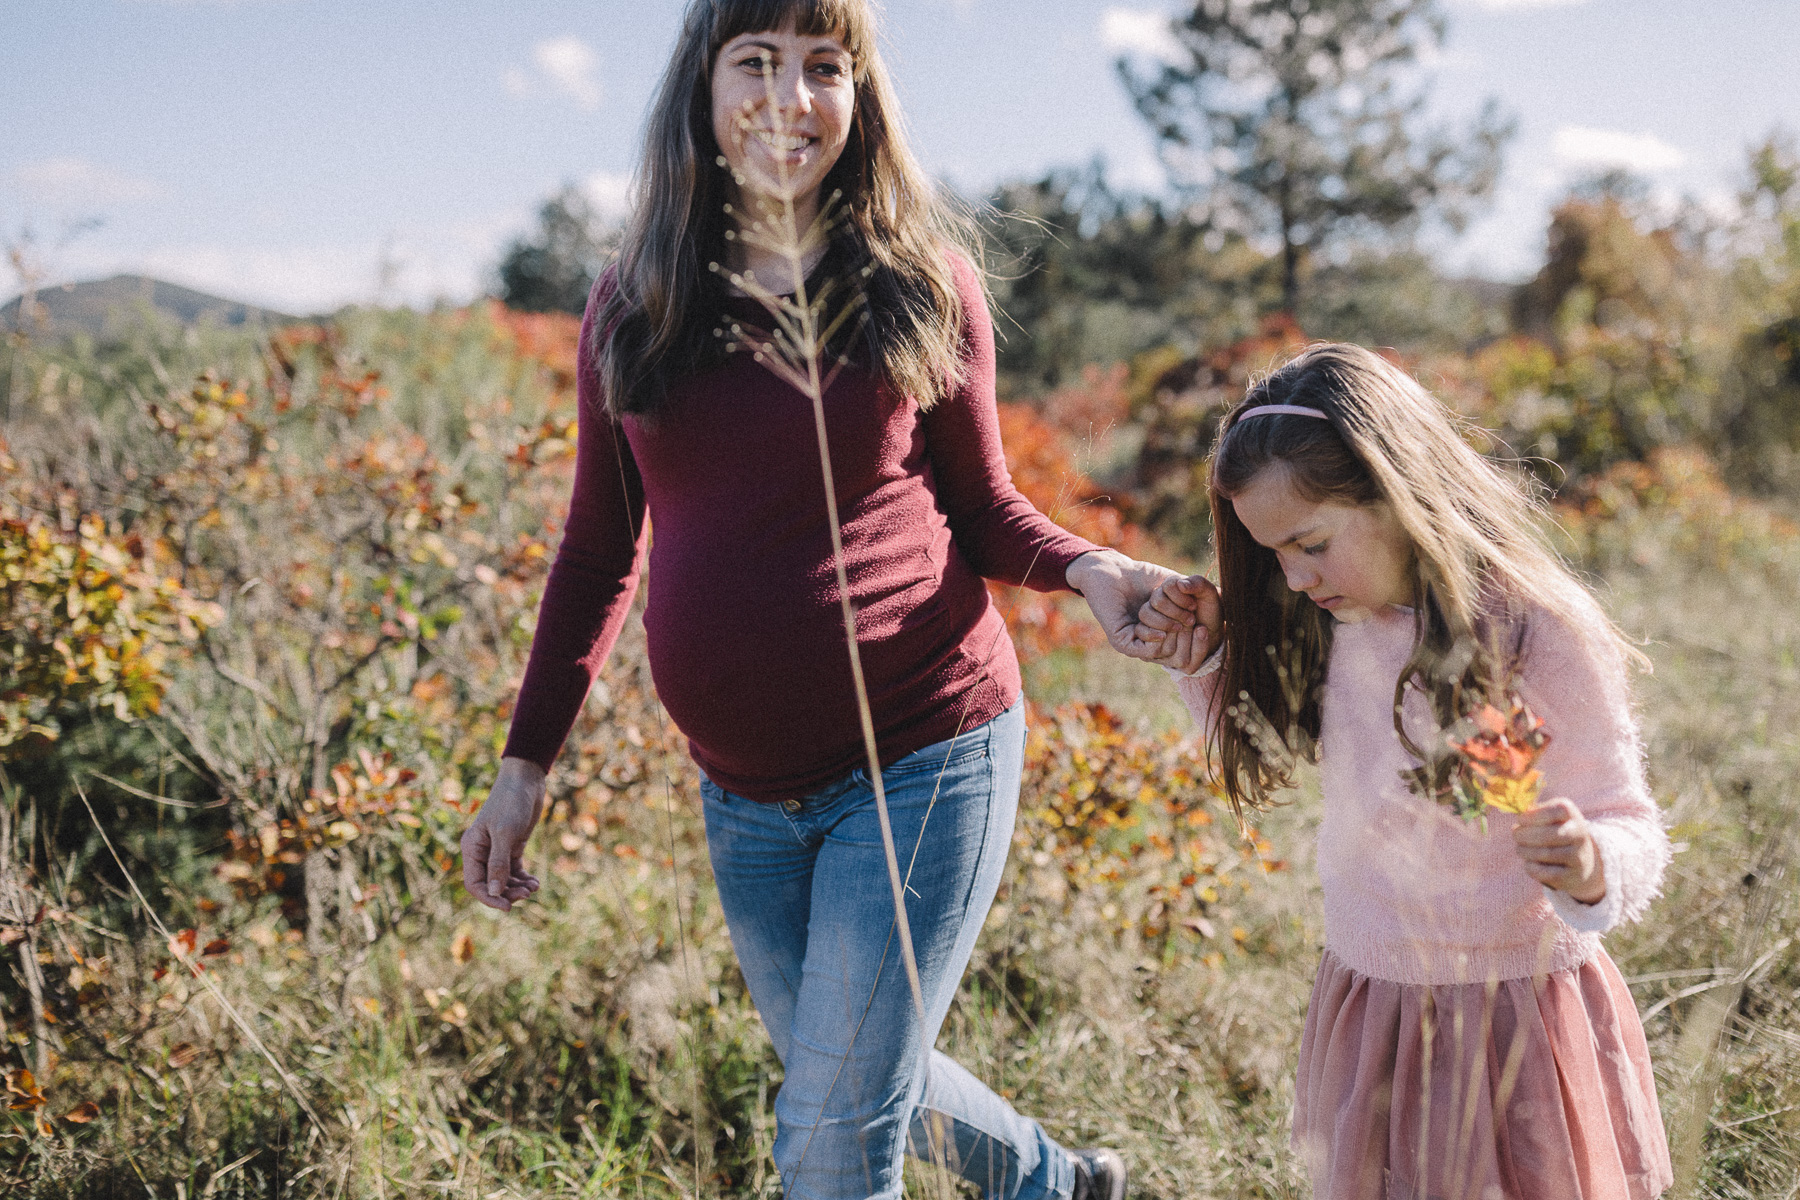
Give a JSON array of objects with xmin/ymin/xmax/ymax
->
[{"xmin": 1174, "ymin": 603, "xmax": 1669, "ymax": 986}]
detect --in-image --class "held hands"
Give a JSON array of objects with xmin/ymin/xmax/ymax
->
[
  {"xmin": 1512, "ymin": 798, "xmax": 1607, "ymax": 904},
  {"xmin": 1133, "ymin": 572, "xmax": 1223, "ymax": 676},
  {"xmin": 1067, "ymin": 550, "xmax": 1210, "ymax": 671},
  {"xmin": 460, "ymin": 756, "xmax": 548, "ymax": 913}
]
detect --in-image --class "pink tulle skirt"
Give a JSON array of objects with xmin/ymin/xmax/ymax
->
[{"xmin": 1293, "ymin": 948, "xmax": 1673, "ymax": 1200}]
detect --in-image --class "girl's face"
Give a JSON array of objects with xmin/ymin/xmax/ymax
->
[
  {"xmin": 1231, "ymin": 464, "xmax": 1414, "ymax": 624},
  {"xmin": 711, "ymin": 23, "xmax": 855, "ymax": 219}
]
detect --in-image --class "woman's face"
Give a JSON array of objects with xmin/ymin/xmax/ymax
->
[
  {"xmin": 711, "ymin": 23, "xmax": 856, "ymax": 221},
  {"xmin": 1230, "ymin": 463, "xmax": 1415, "ymax": 625}
]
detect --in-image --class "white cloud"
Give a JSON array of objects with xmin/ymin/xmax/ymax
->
[
  {"xmin": 533, "ymin": 35, "xmax": 601, "ymax": 111},
  {"xmin": 1551, "ymin": 125, "xmax": 1686, "ymax": 173},
  {"xmin": 13, "ymin": 158, "xmax": 166, "ymax": 207},
  {"xmin": 581, "ymin": 171, "xmax": 634, "ymax": 224},
  {"xmin": 1099, "ymin": 7, "xmax": 1184, "ymax": 65},
  {"xmin": 1452, "ymin": 0, "xmax": 1589, "ymax": 10}
]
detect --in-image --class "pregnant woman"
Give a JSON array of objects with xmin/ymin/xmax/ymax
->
[{"xmin": 460, "ymin": 3, "xmax": 1197, "ymax": 1197}]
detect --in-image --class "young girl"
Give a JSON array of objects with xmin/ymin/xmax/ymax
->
[{"xmin": 1138, "ymin": 344, "xmax": 1673, "ymax": 1200}]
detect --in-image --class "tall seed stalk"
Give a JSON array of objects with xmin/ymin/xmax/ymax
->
[
  {"xmin": 709, "ymin": 62, "xmax": 953, "ymax": 1195},
  {"xmin": 716, "ymin": 76, "xmax": 927, "ymax": 1035}
]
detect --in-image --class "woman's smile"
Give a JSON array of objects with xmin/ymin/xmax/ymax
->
[{"xmin": 711, "ymin": 23, "xmax": 855, "ymax": 222}]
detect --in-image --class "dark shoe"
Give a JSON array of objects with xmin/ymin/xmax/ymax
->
[{"xmin": 1071, "ymin": 1147, "xmax": 1127, "ymax": 1200}]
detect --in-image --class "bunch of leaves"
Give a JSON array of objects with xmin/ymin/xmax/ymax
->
[
  {"xmin": 1553, "ymin": 446, "xmax": 1799, "ymax": 574},
  {"xmin": 992, "ymin": 396, "xmax": 1161, "ymax": 659},
  {"xmin": 1451, "ymin": 185, "xmax": 1736, "ymax": 484},
  {"xmin": 1129, "ymin": 314, "xmax": 1309, "ymax": 557},
  {"xmin": 1008, "ymin": 702, "xmax": 1280, "ymax": 959},
  {"xmin": 1436, "ymin": 697, "xmax": 1551, "ymax": 830},
  {"xmin": 0, "ymin": 439, "xmax": 218, "ymax": 757},
  {"xmin": 0, "ymin": 304, "xmax": 589, "ymax": 996}
]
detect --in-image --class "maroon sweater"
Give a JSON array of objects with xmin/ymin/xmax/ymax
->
[{"xmin": 501, "ymin": 255, "xmax": 1099, "ymax": 801}]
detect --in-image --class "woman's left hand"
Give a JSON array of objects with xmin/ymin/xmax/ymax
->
[
  {"xmin": 1066, "ymin": 550, "xmax": 1195, "ymax": 663},
  {"xmin": 1512, "ymin": 798, "xmax": 1607, "ymax": 903}
]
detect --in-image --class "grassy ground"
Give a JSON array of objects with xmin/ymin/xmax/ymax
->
[
  {"xmin": 12, "ymin": 513, "xmax": 1798, "ymax": 1199},
  {"xmin": 3, "ymin": 311, "xmax": 1796, "ymax": 1196}
]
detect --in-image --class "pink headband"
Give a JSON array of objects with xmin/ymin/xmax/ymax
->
[{"xmin": 1235, "ymin": 404, "xmax": 1329, "ymax": 421}]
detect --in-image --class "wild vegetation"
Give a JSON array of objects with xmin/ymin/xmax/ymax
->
[{"xmin": 7, "ymin": 0, "xmax": 1800, "ymax": 1183}]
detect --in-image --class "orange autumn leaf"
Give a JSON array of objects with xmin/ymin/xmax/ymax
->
[
  {"xmin": 1444, "ymin": 697, "xmax": 1552, "ymax": 819},
  {"xmin": 167, "ymin": 929, "xmax": 197, "ymax": 959},
  {"xmin": 63, "ymin": 1101, "xmax": 100, "ymax": 1124},
  {"xmin": 201, "ymin": 938, "xmax": 230, "ymax": 957},
  {"xmin": 6, "ymin": 1068, "xmax": 44, "ymax": 1111},
  {"xmin": 450, "ymin": 928, "xmax": 475, "ymax": 965}
]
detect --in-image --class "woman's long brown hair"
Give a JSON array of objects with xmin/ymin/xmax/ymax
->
[
  {"xmin": 592, "ymin": 0, "xmax": 982, "ymax": 418},
  {"xmin": 1205, "ymin": 344, "xmax": 1645, "ymax": 815}
]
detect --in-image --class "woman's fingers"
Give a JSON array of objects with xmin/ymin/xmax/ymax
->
[
  {"xmin": 461, "ymin": 822, "xmax": 514, "ymax": 911},
  {"xmin": 487, "ymin": 829, "xmax": 519, "ymax": 909},
  {"xmin": 460, "ymin": 758, "xmax": 549, "ymax": 913}
]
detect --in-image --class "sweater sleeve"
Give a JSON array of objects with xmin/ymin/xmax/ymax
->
[
  {"xmin": 1171, "ymin": 653, "xmax": 1229, "ymax": 745},
  {"xmin": 919, "ymin": 254, "xmax": 1101, "ymax": 591},
  {"xmin": 1515, "ymin": 608, "xmax": 1669, "ymax": 934},
  {"xmin": 500, "ymin": 277, "xmax": 649, "ymax": 771}
]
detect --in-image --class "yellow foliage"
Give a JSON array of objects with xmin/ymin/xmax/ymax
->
[{"xmin": 0, "ymin": 443, "xmax": 218, "ymax": 755}]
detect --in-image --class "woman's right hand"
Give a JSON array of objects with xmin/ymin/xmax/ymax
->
[
  {"xmin": 460, "ymin": 756, "xmax": 548, "ymax": 912},
  {"xmin": 1136, "ymin": 574, "xmax": 1223, "ymax": 674}
]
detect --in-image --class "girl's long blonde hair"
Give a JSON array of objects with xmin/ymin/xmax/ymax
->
[
  {"xmin": 593, "ymin": 0, "xmax": 981, "ymax": 418},
  {"xmin": 1206, "ymin": 343, "xmax": 1645, "ymax": 814}
]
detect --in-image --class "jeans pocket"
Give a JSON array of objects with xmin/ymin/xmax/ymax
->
[{"xmin": 884, "ymin": 733, "xmax": 989, "ymax": 779}]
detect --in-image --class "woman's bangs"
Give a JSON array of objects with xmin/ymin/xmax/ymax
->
[{"xmin": 710, "ymin": 0, "xmax": 870, "ymax": 61}]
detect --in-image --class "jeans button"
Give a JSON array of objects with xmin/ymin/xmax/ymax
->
[{"xmin": 782, "ymin": 799, "xmax": 802, "ymax": 814}]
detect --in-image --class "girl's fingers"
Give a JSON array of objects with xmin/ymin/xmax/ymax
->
[
  {"xmin": 1139, "ymin": 590, "xmax": 1192, "ymax": 631},
  {"xmin": 1517, "ymin": 844, "xmax": 1578, "ymax": 868},
  {"xmin": 1518, "ymin": 797, "xmax": 1580, "ymax": 828},
  {"xmin": 1179, "ymin": 628, "xmax": 1213, "ymax": 674},
  {"xmin": 1521, "ymin": 861, "xmax": 1563, "ymax": 887},
  {"xmin": 1513, "ymin": 824, "xmax": 1577, "ymax": 848}
]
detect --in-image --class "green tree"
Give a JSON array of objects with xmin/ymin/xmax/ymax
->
[
  {"xmin": 496, "ymin": 185, "xmax": 616, "ymax": 314},
  {"xmin": 982, "ymin": 164, "xmax": 1280, "ymax": 393},
  {"xmin": 1725, "ymin": 131, "xmax": 1800, "ymax": 490},
  {"xmin": 1118, "ymin": 0, "xmax": 1512, "ymax": 314}
]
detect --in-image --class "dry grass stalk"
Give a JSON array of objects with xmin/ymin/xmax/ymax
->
[
  {"xmin": 708, "ymin": 60, "xmax": 958, "ymax": 1197},
  {"xmin": 717, "ymin": 71, "xmax": 925, "ymax": 1028}
]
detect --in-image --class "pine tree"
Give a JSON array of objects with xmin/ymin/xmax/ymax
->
[{"xmin": 1119, "ymin": 0, "xmax": 1512, "ymax": 314}]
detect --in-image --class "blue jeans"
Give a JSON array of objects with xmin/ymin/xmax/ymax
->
[{"xmin": 701, "ymin": 699, "xmax": 1074, "ymax": 1200}]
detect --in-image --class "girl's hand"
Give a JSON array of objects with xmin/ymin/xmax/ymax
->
[
  {"xmin": 460, "ymin": 756, "xmax": 548, "ymax": 912},
  {"xmin": 1512, "ymin": 798, "xmax": 1606, "ymax": 904},
  {"xmin": 1066, "ymin": 550, "xmax": 1193, "ymax": 661},
  {"xmin": 1134, "ymin": 574, "xmax": 1222, "ymax": 674}
]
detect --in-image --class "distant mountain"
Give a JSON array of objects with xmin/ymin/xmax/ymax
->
[{"xmin": 0, "ymin": 275, "xmax": 297, "ymax": 339}]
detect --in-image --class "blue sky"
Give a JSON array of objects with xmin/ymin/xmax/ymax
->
[{"xmin": 4, "ymin": 0, "xmax": 1796, "ymax": 313}]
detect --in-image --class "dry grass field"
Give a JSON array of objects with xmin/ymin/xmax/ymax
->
[{"xmin": 2, "ymin": 300, "xmax": 1797, "ymax": 1199}]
